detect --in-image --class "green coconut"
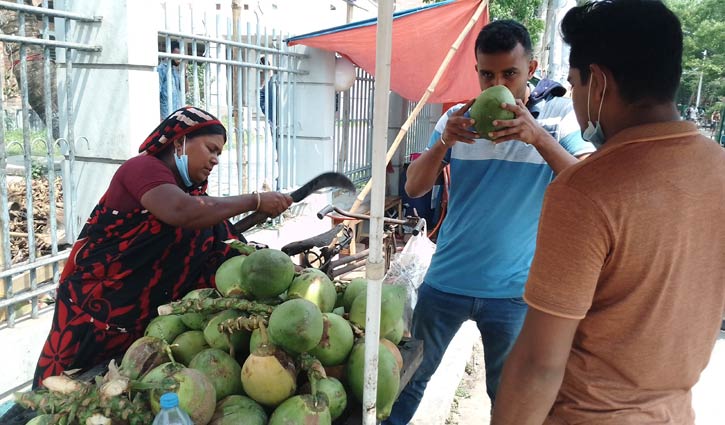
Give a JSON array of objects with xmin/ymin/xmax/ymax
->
[
  {"xmin": 346, "ymin": 339, "xmax": 401, "ymax": 421},
  {"xmin": 240, "ymin": 248, "xmax": 295, "ymax": 298},
  {"xmin": 314, "ymin": 377, "xmax": 347, "ymax": 421},
  {"xmin": 341, "ymin": 277, "xmax": 367, "ymax": 311},
  {"xmin": 309, "ymin": 313, "xmax": 354, "ymax": 366},
  {"xmin": 209, "ymin": 395, "xmax": 267, "ymax": 425},
  {"xmin": 181, "ymin": 288, "xmax": 220, "ymax": 330},
  {"xmin": 203, "ymin": 309, "xmax": 251, "ymax": 356},
  {"xmin": 384, "ymin": 317, "xmax": 405, "ymax": 345},
  {"xmin": 142, "ymin": 362, "xmax": 217, "ymax": 425},
  {"xmin": 189, "ymin": 348, "xmax": 243, "ymax": 401},
  {"xmin": 268, "ymin": 394, "xmax": 331, "ymax": 425},
  {"xmin": 348, "ymin": 285, "xmax": 406, "ymax": 336},
  {"xmin": 144, "ymin": 314, "xmax": 187, "ymax": 343},
  {"xmin": 215, "ymin": 255, "xmax": 252, "ymax": 299},
  {"xmin": 268, "ymin": 299, "xmax": 324, "ymax": 354},
  {"xmin": 470, "ymin": 85, "xmax": 516, "ymax": 138},
  {"xmin": 172, "ymin": 330, "xmax": 210, "ymax": 365},
  {"xmin": 287, "ymin": 268, "xmax": 337, "ymax": 313},
  {"xmin": 119, "ymin": 335, "xmax": 168, "ymax": 380}
]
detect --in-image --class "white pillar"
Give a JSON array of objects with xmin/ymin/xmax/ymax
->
[
  {"xmin": 291, "ymin": 46, "xmax": 335, "ymax": 186},
  {"xmin": 57, "ymin": 0, "xmax": 160, "ymax": 238}
]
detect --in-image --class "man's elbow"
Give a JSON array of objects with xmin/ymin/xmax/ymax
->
[{"xmin": 404, "ymin": 181, "xmax": 426, "ymax": 199}]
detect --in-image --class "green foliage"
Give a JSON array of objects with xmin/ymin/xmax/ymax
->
[
  {"xmin": 423, "ymin": 0, "xmax": 544, "ymax": 45},
  {"xmin": 667, "ymin": 0, "xmax": 725, "ymax": 107}
]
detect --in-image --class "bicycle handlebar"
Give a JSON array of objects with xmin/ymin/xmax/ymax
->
[{"xmin": 316, "ymin": 204, "xmax": 423, "ymax": 234}]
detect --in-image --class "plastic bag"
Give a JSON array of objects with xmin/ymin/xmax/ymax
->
[{"xmin": 383, "ymin": 220, "xmax": 436, "ymax": 332}]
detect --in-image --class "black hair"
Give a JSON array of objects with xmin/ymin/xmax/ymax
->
[
  {"xmin": 475, "ymin": 20, "xmax": 533, "ymax": 58},
  {"xmin": 169, "ymin": 41, "xmax": 180, "ymax": 51},
  {"xmin": 186, "ymin": 123, "xmax": 227, "ymax": 143},
  {"xmin": 561, "ymin": 0, "xmax": 682, "ymax": 104}
]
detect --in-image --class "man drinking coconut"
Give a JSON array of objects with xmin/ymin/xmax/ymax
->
[{"xmin": 383, "ymin": 20, "xmax": 594, "ymax": 424}]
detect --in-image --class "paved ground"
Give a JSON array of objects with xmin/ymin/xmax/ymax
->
[{"xmin": 446, "ymin": 329, "xmax": 725, "ymax": 425}]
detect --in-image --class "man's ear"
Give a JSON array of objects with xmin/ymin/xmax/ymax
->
[
  {"xmin": 474, "ymin": 63, "xmax": 479, "ymax": 74},
  {"xmin": 528, "ymin": 59, "xmax": 538, "ymax": 79},
  {"xmin": 588, "ymin": 64, "xmax": 610, "ymax": 104}
]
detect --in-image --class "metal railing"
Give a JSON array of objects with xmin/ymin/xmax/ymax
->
[
  {"xmin": 0, "ymin": 0, "xmax": 102, "ymax": 327},
  {"xmin": 334, "ymin": 66, "xmax": 375, "ymax": 185},
  {"xmin": 159, "ymin": 3, "xmax": 305, "ymax": 198},
  {"xmin": 404, "ymin": 100, "xmax": 440, "ymax": 160}
]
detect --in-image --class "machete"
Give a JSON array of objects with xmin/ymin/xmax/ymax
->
[{"xmin": 233, "ymin": 172, "xmax": 355, "ymax": 235}]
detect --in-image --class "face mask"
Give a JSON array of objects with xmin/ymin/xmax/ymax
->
[
  {"xmin": 582, "ymin": 72, "xmax": 607, "ymax": 149},
  {"xmin": 174, "ymin": 136, "xmax": 194, "ymax": 188}
]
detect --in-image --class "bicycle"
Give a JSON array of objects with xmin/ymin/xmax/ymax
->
[{"xmin": 280, "ymin": 205, "xmax": 424, "ymax": 280}]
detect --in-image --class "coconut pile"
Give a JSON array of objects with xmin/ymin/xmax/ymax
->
[
  {"xmin": 15, "ymin": 240, "xmax": 407, "ymax": 425},
  {"xmin": 7, "ymin": 176, "xmax": 64, "ymax": 264}
]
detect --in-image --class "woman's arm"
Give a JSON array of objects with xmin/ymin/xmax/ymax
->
[{"xmin": 141, "ymin": 184, "xmax": 292, "ymax": 229}]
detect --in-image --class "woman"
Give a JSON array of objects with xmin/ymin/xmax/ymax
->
[{"xmin": 33, "ymin": 107, "xmax": 292, "ymax": 386}]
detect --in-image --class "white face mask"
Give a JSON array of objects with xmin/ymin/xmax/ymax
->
[{"xmin": 582, "ymin": 72, "xmax": 607, "ymax": 149}]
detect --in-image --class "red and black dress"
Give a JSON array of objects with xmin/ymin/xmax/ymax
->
[{"xmin": 33, "ymin": 107, "xmax": 238, "ymax": 386}]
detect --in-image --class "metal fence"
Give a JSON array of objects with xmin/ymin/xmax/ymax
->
[
  {"xmin": 159, "ymin": 3, "xmax": 304, "ymax": 197},
  {"xmin": 0, "ymin": 1, "xmax": 307, "ymax": 328},
  {"xmin": 404, "ymin": 100, "xmax": 440, "ymax": 160},
  {"xmin": 333, "ymin": 66, "xmax": 375, "ymax": 185},
  {"xmin": 0, "ymin": 1, "xmax": 102, "ymax": 327}
]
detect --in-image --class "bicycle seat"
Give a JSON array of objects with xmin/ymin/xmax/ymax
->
[{"xmin": 281, "ymin": 224, "xmax": 346, "ymax": 256}]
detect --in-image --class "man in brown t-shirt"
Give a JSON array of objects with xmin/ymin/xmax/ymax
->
[{"xmin": 491, "ymin": 1, "xmax": 725, "ymax": 424}]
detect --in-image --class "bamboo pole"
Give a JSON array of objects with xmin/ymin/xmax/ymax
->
[{"xmin": 349, "ymin": 0, "xmax": 489, "ymax": 215}]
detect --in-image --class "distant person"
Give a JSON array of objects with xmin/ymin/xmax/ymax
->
[
  {"xmin": 686, "ymin": 104, "xmax": 698, "ymax": 122},
  {"xmin": 711, "ymin": 109, "xmax": 721, "ymax": 135},
  {"xmin": 491, "ymin": 1, "xmax": 725, "ymax": 424},
  {"xmin": 158, "ymin": 41, "xmax": 183, "ymax": 120}
]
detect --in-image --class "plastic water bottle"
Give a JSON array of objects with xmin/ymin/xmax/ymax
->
[{"xmin": 152, "ymin": 392, "xmax": 193, "ymax": 425}]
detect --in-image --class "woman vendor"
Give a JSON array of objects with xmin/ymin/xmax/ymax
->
[{"xmin": 33, "ymin": 106, "xmax": 292, "ymax": 386}]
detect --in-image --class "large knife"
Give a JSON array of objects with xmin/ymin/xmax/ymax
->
[{"xmin": 233, "ymin": 172, "xmax": 355, "ymax": 235}]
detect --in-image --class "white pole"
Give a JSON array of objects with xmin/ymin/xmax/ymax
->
[
  {"xmin": 363, "ymin": 0, "xmax": 394, "ymax": 423},
  {"xmin": 696, "ymin": 71, "xmax": 703, "ymax": 109}
]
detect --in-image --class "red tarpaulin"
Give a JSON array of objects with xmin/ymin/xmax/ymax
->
[{"xmin": 287, "ymin": 0, "xmax": 489, "ymax": 104}]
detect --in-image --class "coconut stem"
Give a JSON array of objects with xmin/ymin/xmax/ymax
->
[
  {"xmin": 223, "ymin": 239, "xmax": 257, "ymax": 255},
  {"xmin": 157, "ymin": 297, "xmax": 275, "ymax": 317},
  {"xmin": 350, "ymin": 323, "xmax": 365, "ymax": 338},
  {"xmin": 15, "ymin": 386, "xmax": 153, "ymax": 425},
  {"xmin": 258, "ymin": 321, "xmax": 270, "ymax": 346},
  {"xmin": 218, "ymin": 314, "xmax": 267, "ymax": 333}
]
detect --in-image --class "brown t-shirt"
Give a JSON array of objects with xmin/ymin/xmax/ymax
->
[{"xmin": 525, "ymin": 121, "xmax": 725, "ymax": 424}]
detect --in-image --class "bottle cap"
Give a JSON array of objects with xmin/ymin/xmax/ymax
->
[{"xmin": 159, "ymin": 392, "xmax": 179, "ymax": 409}]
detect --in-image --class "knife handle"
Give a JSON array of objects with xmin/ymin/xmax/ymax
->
[{"xmin": 233, "ymin": 211, "xmax": 269, "ymax": 235}]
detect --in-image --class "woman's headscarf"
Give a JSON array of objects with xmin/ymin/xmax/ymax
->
[{"xmin": 139, "ymin": 106, "xmax": 224, "ymax": 156}]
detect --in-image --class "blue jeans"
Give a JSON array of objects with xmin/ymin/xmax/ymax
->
[{"xmin": 383, "ymin": 282, "xmax": 528, "ymax": 425}]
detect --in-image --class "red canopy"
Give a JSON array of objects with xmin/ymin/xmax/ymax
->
[{"xmin": 287, "ymin": 0, "xmax": 489, "ymax": 104}]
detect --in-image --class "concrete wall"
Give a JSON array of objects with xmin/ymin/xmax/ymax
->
[
  {"xmin": 57, "ymin": 0, "xmax": 159, "ymax": 237},
  {"xmin": 290, "ymin": 46, "xmax": 336, "ymax": 186}
]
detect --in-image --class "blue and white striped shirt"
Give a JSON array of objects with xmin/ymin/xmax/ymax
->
[{"xmin": 424, "ymin": 97, "xmax": 594, "ymax": 298}]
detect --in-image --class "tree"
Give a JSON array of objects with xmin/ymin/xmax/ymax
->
[
  {"xmin": 667, "ymin": 0, "xmax": 725, "ymax": 115},
  {"xmin": 422, "ymin": 0, "xmax": 544, "ymax": 45}
]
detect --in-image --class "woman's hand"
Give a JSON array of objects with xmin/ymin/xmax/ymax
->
[
  {"xmin": 488, "ymin": 99, "xmax": 551, "ymax": 147},
  {"xmin": 257, "ymin": 192, "xmax": 293, "ymax": 217}
]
